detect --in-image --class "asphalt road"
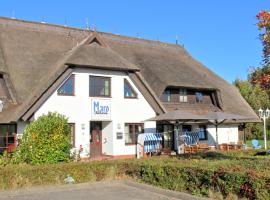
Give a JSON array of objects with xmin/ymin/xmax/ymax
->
[{"xmin": 0, "ymin": 180, "xmax": 205, "ymax": 200}]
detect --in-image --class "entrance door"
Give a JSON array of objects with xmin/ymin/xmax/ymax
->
[
  {"xmin": 90, "ymin": 121, "xmax": 102, "ymax": 157},
  {"xmin": 163, "ymin": 125, "xmax": 174, "ymax": 150},
  {"xmin": 157, "ymin": 124, "xmax": 175, "ymax": 151}
]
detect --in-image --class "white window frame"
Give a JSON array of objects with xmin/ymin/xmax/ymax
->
[{"xmin": 179, "ymin": 89, "xmax": 187, "ymax": 102}]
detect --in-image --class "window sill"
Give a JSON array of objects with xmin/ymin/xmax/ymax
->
[
  {"xmin": 90, "ymin": 96, "xmax": 111, "ymax": 98},
  {"xmin": 57, "ymin": 94, "xmax": 75, "ymax": 96},
  {"xmin": 125, "ymin": 143, "xmax": 136, "ymax": 146}
]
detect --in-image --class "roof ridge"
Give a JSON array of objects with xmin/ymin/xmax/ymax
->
[{"xmin": 0, "ymin": 16, "xmax": 181, "ymax": 49}]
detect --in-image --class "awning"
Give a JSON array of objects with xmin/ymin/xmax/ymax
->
[
  {"xmin": 145, "ymin": 109, "xmax": 208, "ymax": 122},
  {"xmin": 144, "ymin": 133, "xmax": 162, "ymax": 153}
]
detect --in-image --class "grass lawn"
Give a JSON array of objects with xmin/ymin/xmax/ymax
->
[{"xmin": 246, "ymin": 139, "xmax": 270, "ymax": 148}]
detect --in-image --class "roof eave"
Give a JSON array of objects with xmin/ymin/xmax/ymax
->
[{"xmin": 66, "ymin": 63, "xmax": 140, "ymax": 72}]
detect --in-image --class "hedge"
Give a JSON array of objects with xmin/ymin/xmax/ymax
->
[
  {"xmin": 0, "ymin": 152, "xmax": 270, "ymax": 199},
  {"xmin": 125, "ymin": 161, "xmax": 270, "ymax": 200}
]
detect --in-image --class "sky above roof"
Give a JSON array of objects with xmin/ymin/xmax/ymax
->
[{"xmin": 0, "ymin": 0, "xmax": 269, "ymax": 83}]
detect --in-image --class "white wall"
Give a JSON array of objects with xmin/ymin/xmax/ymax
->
[
  {"xmin": 16, "ymin": 121, "xmax": 28, "ymax": 138},
  {"xmin": 102, "ymin": 121, "xmax": 113, "ymax": 155},
  {"xmin": 207, "ymin": 124, "xmax": 239, "ymax": 146},
  {"xmin": 34, "ymin": 68, "xmax": 156, "ymax": 157}
]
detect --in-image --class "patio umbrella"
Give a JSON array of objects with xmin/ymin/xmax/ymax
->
[
  {"xmin": 204, "ymin": 111, "xmax": 250, "ymax": 146},
  {"xmin": 145, "ymin": 109, "xmax": 208, "ymax": 153},
  {"xmin": 146, "ymin": 109, "xmax": 208, "ymax": 122}
]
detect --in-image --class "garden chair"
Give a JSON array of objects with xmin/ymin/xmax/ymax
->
[
  {"xmin": 251, "ymin": 139, "xmax": 261, "ymax": 149},
  {"xmin": 198, "ymin": 143, "xmax": 209, "ymax": 152},
  {"xmin": 236, "ymin": 141, "xmax": 244, "ymax": 150},
  {"xmin": 184, "ymin": 145, "xmax": 192, "ymax": 154},
  {"xmin": 191, "ymin": 145, "xmax": 198, "ymax": 153},
  {"xmin": 218, "ymin": 143, "xmax": 229, "ymax": 151}
]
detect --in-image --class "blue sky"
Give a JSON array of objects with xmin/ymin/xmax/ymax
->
[{"xmin": 0, "ymin": 0, "xmax": 269, "ymax": 83}]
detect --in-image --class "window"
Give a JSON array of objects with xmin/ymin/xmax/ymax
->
[
  {"xmin": 124, "ymin": 79, "xmax": 137, "ymax": 98},
  {"xmin": 57, "ymin": 74, "xmax": 75, "ymax": 96},
  {"xmin": 69, "ymin": 123, "xmax": 75, "ymax": 148},
  {"xmin": 89, "ymin": 76, "xmax": 111, "ymax": 97},
  {"xmin": 198, "ymin": 125, "xmax": 207, "ymax": 140},
  {"xmin": 125, "ymin": 123, "xmax": 143, "ymax": 145},
  {"xmin": 182, "ymin": 125, "xmax": 192, "ymax": 133},
  {"xmin": 195, "ymin": 92, "xmax": 204, "ymax": 103},
  {"xmin": 0, "ymin": 124, "xmax": 16, "ymax": 154},
  {"xmin": 161, "ymin": 89, "xmax": 171, "ymax": 102},
  {"xmin": 179, "ymin": 89, "xmax": 187, "ymax": 102}
]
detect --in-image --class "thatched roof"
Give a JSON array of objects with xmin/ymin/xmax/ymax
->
[
  {"xmin": 146, "ymin": 109, "xmax": 209, "ymax": 122},
  {"xmin": 66, "ymin": 43, "xmax": 139, "ymax": 71},
  {"xmin": 0, "ymin": 17, "xmax": 259, "ymax": 123}
]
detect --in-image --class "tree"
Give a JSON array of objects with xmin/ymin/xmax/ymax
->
[
  {"xmin": 234, "ymin": 80, "xmax": 270, "ymax": 139},
  {"xmin": 13, "ymin": 112, "xmax": 71, "ymax": 164},
  {"xmin": 257, "ymin": 10, "xmax": 270, "ymax": 65},
  {"xmin": 234, "ymin": 10, "xmax": 270, "ymax": 139},
  {"xmin": 248, "ymin": 11, "xmax": 270, "ymax": 93}
]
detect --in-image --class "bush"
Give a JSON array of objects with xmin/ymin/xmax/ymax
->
[
  {"xmin": 0, "ymin": 151, "xmax": 11, "ymax": 166},
  {"xmin": 0, "ymin": 152, "xmax": 270, "ymax": 199},
  {"xmin": 0, "ymin": 158, "xmax": 269, "ymax": 199},
  {"xmin": 13, "ymin": 112, "xmax": 72, "ymax": 164},
  {"xmin": 126, "ymin": 160, "xmax": 270, "ymax": 200},
  {"xmin": 0, "ymin": 161, "xmax": 119, "ymax": 189}
]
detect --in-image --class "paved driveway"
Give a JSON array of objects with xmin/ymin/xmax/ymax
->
[{"xmin": 0, "ymin": 180, "xmax": 205, "ymax": 200}]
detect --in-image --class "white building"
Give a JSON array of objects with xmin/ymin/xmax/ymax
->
[
  {"xmin": 34, "ymin": 68, "xmax": 156, "ymax": 158},
  {"xmin": 0, "ymin": 17, "xmax": 259, "ymax": 157}
]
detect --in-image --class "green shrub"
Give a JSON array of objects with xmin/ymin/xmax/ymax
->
[
  {"xmin": 0, "ymin": 155, "xmax": 269, "ymax": 199},
  {"xmin": 0, "ymin": 151, "xmax": 11, "ymax": 166},
  {"xmin": 1, "ymin": 146, "xmax": 270, "ymax": 199},
  {"xmin": 127, "ymin": 161, "xmax": 270, "ymax": 200},
  {"xmin": 13, "ymin": 112, "xmax": 72, "ymax": 164},
  {"xmin": 0, "ymin": 161, "xmax": 119, "ymax": 189}
]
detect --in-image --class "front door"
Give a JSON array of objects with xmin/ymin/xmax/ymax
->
[{"xmin": 90, "ymin": 121, "xmax": 102, "ymax": 157}]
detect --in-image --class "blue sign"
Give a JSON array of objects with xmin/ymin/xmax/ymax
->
[
  {"xmin": 91, "ymin": 99, "xmax": 111, "ymax": 120},
  {"xmin": 93, "ymin": 101, "xmax": 109, "ymax": 114}
]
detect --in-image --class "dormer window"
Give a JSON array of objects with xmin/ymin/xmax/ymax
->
[
  {"xmin": 161, "ymin": 87, "xmax": 217, "ymax": 105},
  {"xmin": 124, "ymin": 79, "xmax": 137, "ymax": 98},
  {"xmin": 57, "ymin": 74, "xmax": 75, "ymax": 96}
]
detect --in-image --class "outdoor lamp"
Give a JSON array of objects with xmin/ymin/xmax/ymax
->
[
  {"xmin": 266, "ymin": 108, "xmax": 270, "ymax": 118},
  {"xmin": 258, "ymin": 108, "xmax": 263, "ymax": 117},
  {"xmin": 258, "ymin": 108, "xmax": 269, "ymax": 150}
]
